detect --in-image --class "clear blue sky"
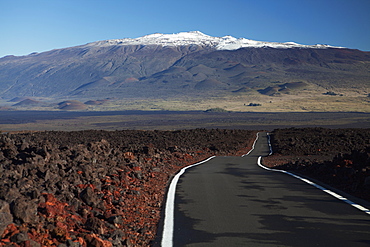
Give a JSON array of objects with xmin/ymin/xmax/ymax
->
[{"xmin": 1, "ymin": 0, "xmax": 369, "ymax": 58}]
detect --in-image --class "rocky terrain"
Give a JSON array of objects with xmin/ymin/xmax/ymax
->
[
  {"xmin": 263, "ymin": 128, "xmax": 370, "ymax": 202},
  {"xmin": 2, "ymin": 127, "xmax": 370, "ymax": 246},
  {"xmin": 0, "ymin": 129, "xmax": 257, "ymax": 246}
]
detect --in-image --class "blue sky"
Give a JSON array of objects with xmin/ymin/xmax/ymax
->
[{"xmin": 0, "ymin": 0, "xmax": 369, "ymax": 57}]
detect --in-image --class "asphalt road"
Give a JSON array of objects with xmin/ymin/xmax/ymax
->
[{"xmin": 171, "ymin": 133, "xmax": 370, "ymax": 247}]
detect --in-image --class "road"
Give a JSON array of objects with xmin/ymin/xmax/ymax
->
[{"xmin": 164, "ymin": 132, "xmax": 370, "ymax": 247}]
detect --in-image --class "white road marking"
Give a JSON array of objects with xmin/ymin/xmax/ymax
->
[
  {"xmin": 242, "ymin": 132, "xmax": 260, "ymax": 157},
  {"xmin": 161, "ymin": 132, "xmax": 261, "ymax": 246},
  {"xmin": 162, "ymin": 131, "xmax": 370, "ymax": 247},
  {"xmin": 258, "ymin": 133, "xmax": 370, "ymax": 216},
  {"xmin": 161, "ymin": 156, "xmax": 216, "ymax": 247}
]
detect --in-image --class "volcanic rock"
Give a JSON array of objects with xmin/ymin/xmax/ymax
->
[
  {"xmin": 85, "ymin": 217, "xmax": 105, "ymax": 235},
  {"xmin": 10, "ymin": 198, "xmax": 39, "ymax": 224},
  {"xmin": 10, "ymin": 232, "xmax": 29, "ymax": 243},
  {"xmin": 0, "ymin": 129, "xmax": 257, "ymax": 246},
  {"xmin": 80, "ymin": 187, "xmax": 100, "ymax": 208},
  {"xmin": 264, "ymin": 128, "xmax": 370, "ymax": 201},
  {"xmin": 0, "ymin": 200, "xmax": 13, "ymax": 236}
]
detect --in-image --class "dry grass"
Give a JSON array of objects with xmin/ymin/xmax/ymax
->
[
  {"xmin": 85, "ymin": 93, "xmax": 370, "ymax": 113},
  {"xmin": 2, "ymin": 86, "xmax": 369, "ymax": 113}
]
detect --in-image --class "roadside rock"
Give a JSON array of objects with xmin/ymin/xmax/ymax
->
[
  {"xmin": 80, "ymin": 187, "xmax": 100, "ymax": 208},
  {"xmin": 85, "ymin": 217, "xmax": 105, "ymax": 235},
  {"xmin": 11, "ymin": 198, "xmax": 38, "ymax": 224},
  {"xmin": 0, "ymin": 200, "xmax": 13, "ymax": 236},
  {"xmin": 10, "ymin": 232, "xmax": 29, "ymax": 243}
]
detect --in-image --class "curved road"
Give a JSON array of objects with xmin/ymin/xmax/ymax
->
[{"xmin": 163, "ymin": 132, "xmax": 370, "ymax": 247}]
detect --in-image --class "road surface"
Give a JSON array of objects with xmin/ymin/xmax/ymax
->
[{"xmin": 166, "ymin": 132, "xmax": 370, "ymax": 246}]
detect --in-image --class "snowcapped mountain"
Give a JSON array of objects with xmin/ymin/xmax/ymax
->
[
  {"xmin": 0, "ymin": 31, "xmax": 368, "ymax": 103},
  {"xmin": 85, "ymin": 31, "xmax": 338, "ymax": 50}
]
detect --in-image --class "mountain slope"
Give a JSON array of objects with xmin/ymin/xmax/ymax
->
[{"xmin": 0, "ymin": 32, "xmax": 369, "ymax": 105}]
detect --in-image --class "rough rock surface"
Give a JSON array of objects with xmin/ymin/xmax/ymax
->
[
  {"xmin": 0, "ymin": 129, "xmax": 256, "ymax": 246},
  {"xmin": 0, "ymin": 200, "xmax": 13, "ymax": 237},
  {"xmin": 263, "ymin": 128, "xmax": 370, "ymax": 202}
]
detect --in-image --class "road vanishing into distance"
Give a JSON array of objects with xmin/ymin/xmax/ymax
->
[{"xmin": 159, "ymin": 133, "xmax": 370, "ymax": 247}]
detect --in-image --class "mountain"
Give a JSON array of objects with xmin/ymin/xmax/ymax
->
[{"xmin": 0, "ymin": 31, "xmax": 369, "ymax": 107}]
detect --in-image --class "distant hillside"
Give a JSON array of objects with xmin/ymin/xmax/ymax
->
[{"xmin": 0, "ymin": 32, "xmax": 369, "ymax": 111}]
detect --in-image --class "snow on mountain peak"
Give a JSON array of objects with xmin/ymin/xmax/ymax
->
[{"xmin": 86, "ymin": 31, "xmax": 339, "ymax": 50}]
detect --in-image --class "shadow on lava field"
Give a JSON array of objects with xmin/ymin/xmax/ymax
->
[{"xmin": 0, "ymin": 110, "xmax": 370, "ymax": 131}]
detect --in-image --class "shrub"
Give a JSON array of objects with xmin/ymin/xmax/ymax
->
[
  {"xmin": 246, "ymin": 103, "xmax": 262, "ymax": 106},
  {"xmin": 204, "ymin": 107, "xmax": 229, "ymax": 112}
]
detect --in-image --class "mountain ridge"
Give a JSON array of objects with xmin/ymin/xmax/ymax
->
[
  {"xmin": 0, "ymin": 32, "xmax": 369, "ymax": 112},
  {"xmin": 83, "ymin": 31, "xmax": 339, "ymax": 51},
  {"xmin": 0, "ymin": 31, "xmax": 345, "ymax": 60}
]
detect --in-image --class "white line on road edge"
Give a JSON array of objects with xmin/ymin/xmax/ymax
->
[
  {"xmin": 267, "ymin": 132, "xmax": 273, "ymax": 155},
  {"xmin": 161, "ymin": 156, "xmax": 216, "ymax": 247},
  {"xmin": 161, "ymin": 132, "xmax": 261, "ymax": 246},
  {"xmin": 242, "ymin": 132, "xmax": 260, "ymax": 157},
  {"xmin": 257, "ymin": 133, "xmax": 370, "ymax": 216}
]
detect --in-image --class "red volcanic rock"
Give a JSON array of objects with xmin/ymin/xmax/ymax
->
[
  {"xmin": 0, "ymin": 129, "xmax": 257, "ymax": 246},
  {"xmin": 84, "ymin": 233, "xmax": 113, "ymax": 247}
]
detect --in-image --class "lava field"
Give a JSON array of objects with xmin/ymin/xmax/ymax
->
[
  {"xmin": 264, "ymin": 127, "xmax": 370, "ymax": 202},
  {"xmin": 0, "ymin": 129, "xmax": 256, "ymax": 246},
  {"xmin": 2, "ymin": 127, "xmax": 369, "ymax": 246}
]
